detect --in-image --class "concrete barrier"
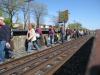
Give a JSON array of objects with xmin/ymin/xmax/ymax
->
[{"xmin": 12, "ymin": 36, "xmax": 26, "ymax": 51}]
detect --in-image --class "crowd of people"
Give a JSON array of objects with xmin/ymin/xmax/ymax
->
[
  {"xmin": 25, "ymin": 24, "xmax": 89, "ymax": 52},
  {"xmin": 0, "ymin": 16, "xmax": 89, "ymax": 64}
]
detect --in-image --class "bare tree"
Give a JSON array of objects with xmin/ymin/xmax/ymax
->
[
  {"xmin": 0, "ymin": 0, "xmax": 23, "ymax": 27},
  {"xmin": 20, "ymin": 0, "xmax": 34, "ymax": 29},
  {"xmin": 30, "ymin": 2, "xmax": 48, "ymax": 27},
  {"xmin": 21, "ymin": 3, "xmax": 28, "ymax": 30}
]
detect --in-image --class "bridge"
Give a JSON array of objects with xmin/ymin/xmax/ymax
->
[{"xmin": 0, "ymin": 30, "xmax": 99, "ymax": 75}]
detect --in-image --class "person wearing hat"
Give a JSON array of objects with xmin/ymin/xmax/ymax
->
[{"xmin": 0, "ymin": 17, "xmax": 11, "ymax": 64}]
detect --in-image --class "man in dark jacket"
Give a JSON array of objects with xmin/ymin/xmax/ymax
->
[{"xmin": 0, "ymin": 17, "xmax": 11, "ymax": 63}]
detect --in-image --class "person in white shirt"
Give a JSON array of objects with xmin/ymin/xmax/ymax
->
[
  {"xmin": 79, "ymin": 29, "xmax": 84, "ymax": 36},
  {"xmin": 27, "ymin": 24, "xmax": 39, "ymax": 52}
]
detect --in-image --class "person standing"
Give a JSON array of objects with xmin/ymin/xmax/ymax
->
[
  {"xmin": 48, "ymin": 26, "xmax": 55, "ymax": 45},
  {"xmin": 0, "ymin": 17, "xmax": 11, "ymax": 63},
  {"xmin": 35, "ymin": 26, "xmax": 43, "ymax": 48},
  {"xmin": 60, "ymin": 25, "xmax": 65, "ymax": 43}
]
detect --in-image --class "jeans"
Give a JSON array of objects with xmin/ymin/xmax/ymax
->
[
  {"xmin": 28, "ymin": 41, "xmax": 33, "ymax": 52},
  {"xmin": 50, "ymin": 35, "xmax": 54, "ymax": 45},
  {"xmin": 36, "ymin": 38, "xmax": 41, "ymax": 48},
  {"xmin": 0, "ymin": 41, "xmax": 6, "ymax": 62},
  {"xmin": 61, "ymin": 34, "xmax": 64, "ymax": 43},
  {"xmin": 47, "ymin": 37, "xmax": 50, "ymax": 46},
  {"xmin": 32, "ymin": 41, "xmax": 40, "ymax": 50}
]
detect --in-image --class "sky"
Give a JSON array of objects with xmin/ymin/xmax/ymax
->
[{"xmin": 31, "ymin": 0, "xmax": 100, "ymax": 30}]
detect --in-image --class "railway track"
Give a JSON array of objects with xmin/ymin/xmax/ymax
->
[{"xmin": 0, "ymin": 35, "xmax": 92, "ymax": 75}]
